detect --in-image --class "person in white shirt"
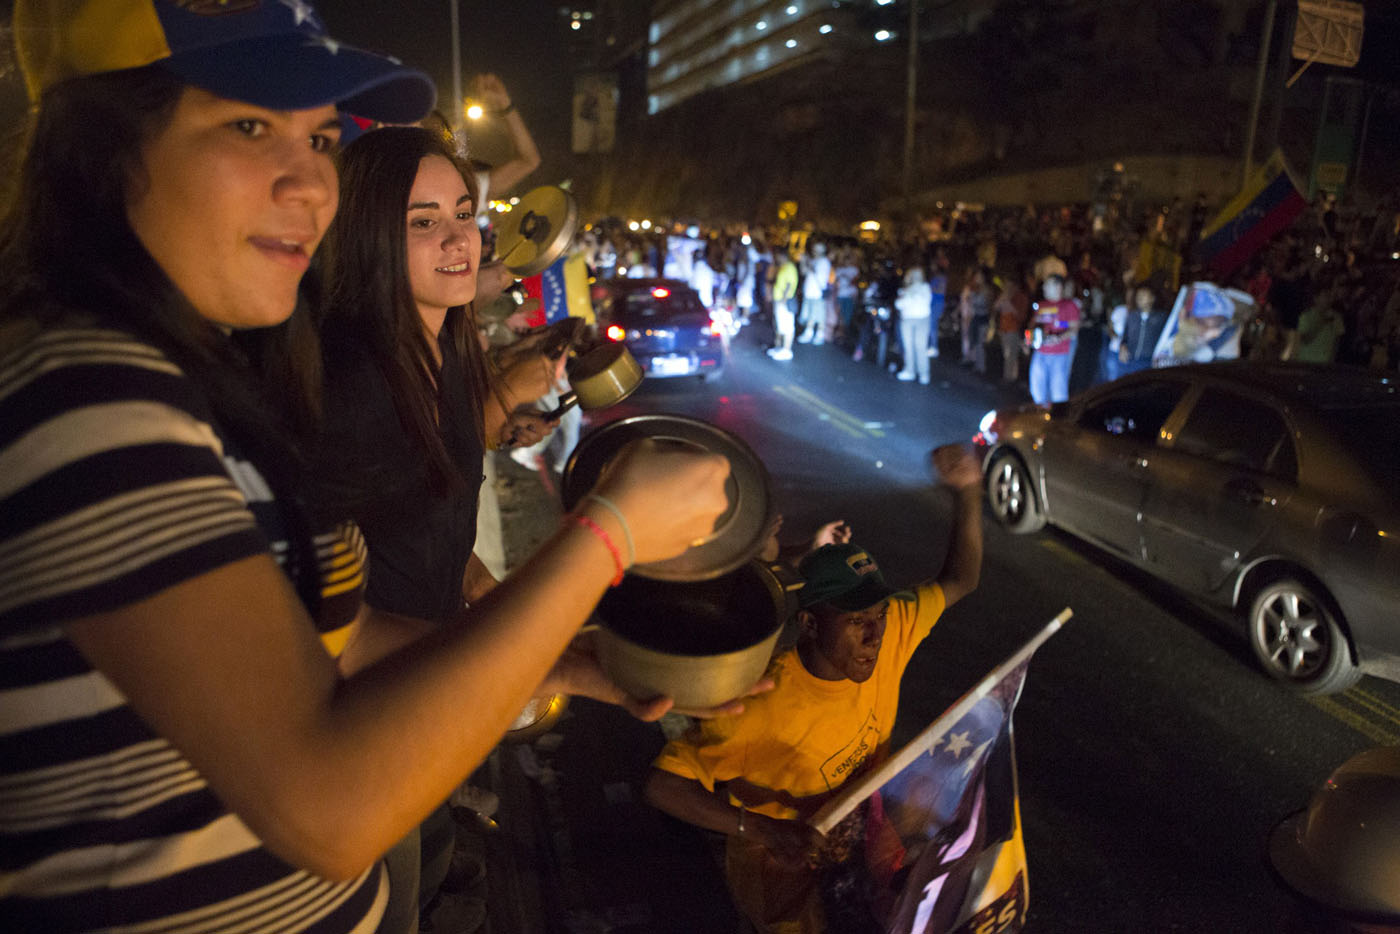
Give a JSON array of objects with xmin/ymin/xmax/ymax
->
[
  {"xmin": 895, "ymin": 267, "xmax": 934, "ymax": 384},
  {"xmin": 797, "ymin": 242, "xmax": 833, "ymax": 345},
  {"xmin": 691, "ymin": 249, "xmax": 716, "ymax": 309}
]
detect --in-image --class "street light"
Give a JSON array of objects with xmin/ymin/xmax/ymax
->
[{"xmin": 465, "ymin": 102, "xmax": 484, "ymax": 120}]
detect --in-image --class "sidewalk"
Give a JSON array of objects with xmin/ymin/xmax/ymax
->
[{"xmin": 428, "ymin": 450, "xmax": 744, "ymax": 934}]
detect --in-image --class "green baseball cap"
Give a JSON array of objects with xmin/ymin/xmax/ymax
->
[{"xmin": 797, "ymin": 543, "xmax": 905, "ymax": 612}]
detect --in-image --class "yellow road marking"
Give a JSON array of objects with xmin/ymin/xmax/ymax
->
[
  {"xmin": 1035, "ymin": 538, "xmax": 1086, "ymax": 565},
  {"xmin": 771, "ymin": 384, "xmax": 875, "ymax": 440},
  {"xmin": 772, "ymin": 386, "xmax": 865, "ymax": 439},
  {"xmin": 1348, "ymin": 685, "xmax": 1400, "ymax": 724},
  {"xmin": 774, "ymin": 384, "xmax": 885, "ymax": 438},
  {"xmin": 1308, "ymin": 694, "xmax": 1400, "ymax": 745}
]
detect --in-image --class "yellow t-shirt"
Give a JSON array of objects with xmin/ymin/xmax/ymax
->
[{"xmin": 654, "ymin": 583, "xmax": 946, "ymax": 822}]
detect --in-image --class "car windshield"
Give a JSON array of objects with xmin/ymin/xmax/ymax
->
[
  {"xmin": 618, "ymin": 290, "xmax": 706, "ymax": 320},
  {"xmin": 1320, "ymin": 403, "xmax": 1400, "ymax": 490}
]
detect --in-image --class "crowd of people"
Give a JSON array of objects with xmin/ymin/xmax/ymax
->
[{"xmin": 568, "ymin": 188, "xmax": 1400, "ymax": 408}]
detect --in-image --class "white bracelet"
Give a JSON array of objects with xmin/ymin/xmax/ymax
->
[{"xmin": 586, "ymin": 493, "xmax": 635, "ymax": 567}]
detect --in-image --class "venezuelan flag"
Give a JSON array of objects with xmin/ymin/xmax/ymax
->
[
  {"xmin": 520, "ymin": 253, "xmax": 595, "ymax": 329},
  {"xmin": 538, "ymin": 253, "xmax": 596, "ymax": 326},
  {"xmin": 1195, "ymin": 150, "xmax": 1306, "ymax": 278}
]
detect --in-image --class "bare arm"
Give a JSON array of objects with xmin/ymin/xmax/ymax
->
[
  {"xmin": 482, "ymin": 346, "xmax": 562, "ymax": 445},
  {"xmin": 462, "ymin": 551, "xmax": 499, "ymax": 604},
  {"xmin": 930, "ymin": 444, "xmax": 984, "ymax": 608},
  {"xmin": 644, "ymin": 769, "xmax": 820, "ymax": 864},
  {"xmin": 471, "ymin": 74, "xmax": 541, "ymax": 197},
  {"xmin": 64, "ymin": 440, "xmax": 729, "ymax": 881}
]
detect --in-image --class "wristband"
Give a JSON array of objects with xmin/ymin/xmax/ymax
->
[
  {"xmin": 571, "ymin": 514, "xmax": 625, "ymax": 586},
  {"xmin": 585, "ymin": 493, "xmax": 635, "ymax": 566}
]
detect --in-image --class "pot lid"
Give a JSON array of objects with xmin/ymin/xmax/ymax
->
[
  {"xmin": 561, "ymin": 414, "xmax": 773, "ymax": 582},
  {"xmin": 494, "ymin": 185, "xmax": 580, "ymax": 277}
]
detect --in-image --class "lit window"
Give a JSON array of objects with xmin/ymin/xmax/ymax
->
[
  {"xmin": 755, "ymin": 19, "xmax": 768, "ymax": 30},
  {"xmin": 875, "ymin": 29, "xmax": 893, "ymax": 41},
  {"xmin": 786, "ymin": 4, "xmax": 798, "ymax": 13},
  {"xmin": 819, "ymin": 23, "xmax": 833, "ymax": 34},
  {"xmin": 570, "ymin": 20, "xmax": 581, "ymax": 30},
  {"xmin": 785, "ymin": 38, "xmax": 797, "ymax": 48}
]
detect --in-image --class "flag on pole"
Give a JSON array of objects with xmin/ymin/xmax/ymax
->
[
  {"xmin": 521, "ymin": 253, "xmax": 594, "ymax": 329},
  {"xmin": 1194, "ymin": 150, "xmax": 1306, "ymax": 278},
  {"xmin": 809, "ymin": 610, "xmax": 1070, "ymax": 934},
  {"xmin": 537, "ymin": 253, "xmax": 595, "ymax": 326}
]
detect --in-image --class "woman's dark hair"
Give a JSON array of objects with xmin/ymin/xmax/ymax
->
[
  {"xmin": 0, "ymin": 66, "xmax": 325, "ymax": 610},
  {"xmin": 319, "ymin": 125, "xmax": 491, "ymax": 496}
]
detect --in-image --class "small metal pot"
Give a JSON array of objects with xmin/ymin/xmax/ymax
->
[
  {"xmin": 592, "ymin": 561, "xmax": 786, "ymax": 710},
  {"xmin": 546, "ymin": 342, "xmax": 644, "ymax": 419}
]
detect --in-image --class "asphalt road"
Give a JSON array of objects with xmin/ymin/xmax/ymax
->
[{"xmin": 580, "ymin": 326, "xmax": 1400, "ymax": 933}]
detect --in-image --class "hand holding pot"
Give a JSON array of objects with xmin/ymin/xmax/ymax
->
[
  {"xmin": 495, "ymin": 341, "xmax": 567, "ymax": 407},
  {"xmin": 499, "ymin": 408, "xmax": 557, "ymax": 449},
  {"xmin": 591, "ymin": 438, "xmax": 730, "ymax": 565}
]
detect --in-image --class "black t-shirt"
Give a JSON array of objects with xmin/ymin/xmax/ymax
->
[{"xmin": 313, "ymin": 331, "xmax": 484, "ymax": 623}]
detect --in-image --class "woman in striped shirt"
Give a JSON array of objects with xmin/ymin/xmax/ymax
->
[{"xmin": 0, "ymin": 2, "xmax": 731, "ymax": 933}]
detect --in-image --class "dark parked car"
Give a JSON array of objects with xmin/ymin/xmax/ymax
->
[
  {"xmin": 973, "ymin": 363, "xmax": 1400, "ymax": 694},
  {"xmin": 594, "ymin": 278, "xmax": 727, "ymax": 382}
]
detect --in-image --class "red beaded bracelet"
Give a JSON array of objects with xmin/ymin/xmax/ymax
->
[{"xmin": 571, "ymin": 514, "xmax": 626, "ymax": 586}]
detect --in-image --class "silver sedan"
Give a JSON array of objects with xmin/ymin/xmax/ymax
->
[{"xmin": 973, "ymin": 362, "xmax": 1400, "ymax": 694}]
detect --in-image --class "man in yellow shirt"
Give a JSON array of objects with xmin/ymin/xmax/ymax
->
[
  {"xmin": 644, "ymin": 445, "xmax": 984, "ymax": 933},
  {"xmin": 768, "ymin": 251, "xmax": 801, "ymax": 361}
]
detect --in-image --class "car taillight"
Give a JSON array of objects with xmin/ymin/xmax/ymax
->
[
  {"xmin": 651, "ymin": 287, "xmax": 670, "ymax": 298},
  {"xmin": 709, "ymin": 321, "xmax": 724, "ymax": 336},
  {"xmin": 606, "ymin": 324, "xmax": 625, "ymax": 342}
]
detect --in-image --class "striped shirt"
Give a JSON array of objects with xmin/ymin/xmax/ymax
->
[{"xmin": 0, "ymin": 326, "xmax": 382, "ymax": 933}]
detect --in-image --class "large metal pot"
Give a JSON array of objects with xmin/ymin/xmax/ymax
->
[{"xmin": 592, "ymin": 560, "xmax": 787, "ymax": 710}]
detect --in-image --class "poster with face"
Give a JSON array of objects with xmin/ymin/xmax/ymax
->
[
  {"xmin": 1151, "ymin": 282, "xmax": 1255, "ymax": 367},
  {"xmin": 808, "ymin": 612, "xmax": 1069, "ymax": 934}
]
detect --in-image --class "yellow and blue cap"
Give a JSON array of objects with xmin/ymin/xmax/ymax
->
[{"xmin": 15, "ymin": 0, "xmax": 436, "ymax": 124}]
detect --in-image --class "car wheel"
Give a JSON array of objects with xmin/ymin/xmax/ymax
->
[
  {"xmin": 984, "ymin": 451, "xmax": 1044, "ymax": 534},
  {"xmin": 1248, "ymin": 578, "xmax": 1360, "ymax": 694}
]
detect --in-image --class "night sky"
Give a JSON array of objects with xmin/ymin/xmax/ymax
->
[{"xmin": 320, "ymin": 1, "xmax": 577, "ymax": 173}]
